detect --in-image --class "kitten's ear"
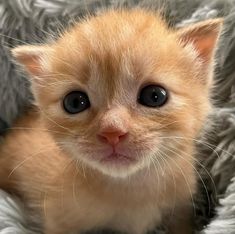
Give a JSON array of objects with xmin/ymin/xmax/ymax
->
[
  {"xmin": 11, "ymin": 45, "xmax": 51, "ymax": 77},
  {"xmin": 177, "ymin": 19, "xmax": 223, "ymax": 64}
]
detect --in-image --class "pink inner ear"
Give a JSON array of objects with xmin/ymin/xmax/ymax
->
[
  {"xmin": 12, "ymin": 46, "xmax": 48, "ymax": 77},
  {"xmin": 20, "ymin": 55, "xmax": 43, "ymax": 76},
  {"xmin": 191, "ymin": 34, "xmax": 218, "ymax": 62},
  {"xmin": 178, "ymin": 19, "xmax": 222, "ymax": 64}
]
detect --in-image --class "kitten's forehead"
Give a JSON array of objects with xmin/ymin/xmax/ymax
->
[
  {"xmin": 49, "ymin": 9, "xmax": 194, "ymax": 105},
  {"xmin": 51, "ymin": 9, "xmax": 174, "ymax": 81},
  {"xmin": 79, "ymin": 9, "xmax": 167, "ymax": 50}
]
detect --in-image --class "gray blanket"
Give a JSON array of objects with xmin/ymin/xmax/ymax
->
[{"xmin": 0, "ymin": 0, "xmax": 235, "ymax": 233}]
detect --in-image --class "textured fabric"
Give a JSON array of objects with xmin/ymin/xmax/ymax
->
[{"xmin": 0, "ymin": 0, "xmax": 234, "ymax": 233}]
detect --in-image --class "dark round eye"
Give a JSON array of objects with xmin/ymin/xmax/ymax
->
[
  {"xmin": 138, "ymin": 85, "xmax": 168, "ymax": 107},
  {"xmin": 63, "ymin": 91, "xmax": 90, "ymax": 114}
]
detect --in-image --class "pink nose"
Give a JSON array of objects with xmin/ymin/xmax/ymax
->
[{"xmin": 98, "ymin": 129, "xmax": 128, "ymax": 146}]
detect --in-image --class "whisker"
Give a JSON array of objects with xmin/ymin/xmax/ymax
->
[
  {"xmin": 151, "ymin": 120, "xmax": 185, "ymax": 131},
  {"xmin": 43, "ymin": 191, "xmax": 48, "ymax": 219},
  {"xmin": 37, "ymin": 107, "xmax": 74, "ymax": 134},
  {"xmin": 160, "ymin": 144, "xmax": 213, "ymax": 215},
  {"xmin": 157, "ymin": 149, "xmax": 197, "ymax": 216},
  {"xmin": 72, "ymin": 160, "xmax": 82, "ymax": 206},
  {"xmin": 0, "ymin": 33, "xmax": 31, "ymax": 45},
  {"xmin": 158, "ymin": 136, "xmax": 229, "ymax": 159},
  {"xmin": 7, "ymin": 141, "xmax": 75, "ymax": 178},
  {"xmin": 153, "ymin": 153, "xmax": 177, "ymax": 221},
  {"xmin": 7, "ymin": 144, "xmax": 60, "ymax": 178},
  {"xmin": 149, "ymin": 156, "xmax": 160, "ymax": 188},
  {"xmin": 7, "ymin": 127, "xmax": 74, "ymax": 137},
  {"xmin": 164, "ymin": 141, "xmax": 217, "ymax": 197}
]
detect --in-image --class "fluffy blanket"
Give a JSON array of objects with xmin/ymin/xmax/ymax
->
[{"xmin": 0, "ymin": 0, "xmax": 235, "ymax": 233}]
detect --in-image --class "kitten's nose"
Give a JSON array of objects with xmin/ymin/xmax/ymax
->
[{"xmin": 98, "ymin": 128, "xmax": 128, "ymax": 146}]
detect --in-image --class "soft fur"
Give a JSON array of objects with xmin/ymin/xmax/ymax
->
[
  {"xmin": 0, "ymin": 8, "xmax": 222, "ymax": 234},
  {"xmin": 1, "ymin": 1, "xmax": 234, "ymax": 233}
]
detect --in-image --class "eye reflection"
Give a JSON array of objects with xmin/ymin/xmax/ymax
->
[
  {"xmin": 63, "ymin": 91, "xmax": 90, "ymax": 114},
  {"xmin": 138, "ymin": 85, "xmax": 168, "ymax": 107}
]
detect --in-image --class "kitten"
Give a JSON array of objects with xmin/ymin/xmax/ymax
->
[{"xmin": 0, "ymin": 8, "xmax": 222, "ymax": 234}]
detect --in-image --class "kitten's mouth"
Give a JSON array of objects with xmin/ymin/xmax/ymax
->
[{"xmin": 100, "ymin": 153, "xmax": 135, "ymax": 165}]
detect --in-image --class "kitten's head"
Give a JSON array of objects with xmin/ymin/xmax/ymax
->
[{"xmin": 12, "ymin": 9, "xmax": 222, "ymax": 178}]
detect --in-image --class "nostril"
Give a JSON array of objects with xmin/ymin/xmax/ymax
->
[
  {"xmin": 119, "ymin": 132, "xmax": 128, "ymax": 141},
  {"xmin": 97, "ymin": 134, "xmax": 108, "ymax": 143},
  {"xmin": 97, "ymin": 131, "xmax": 128, "ymax": 145}
]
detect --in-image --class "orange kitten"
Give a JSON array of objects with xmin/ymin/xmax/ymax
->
[{"xmin": 0, "ymin": 8, "xmax": 222, "ymax": 234}]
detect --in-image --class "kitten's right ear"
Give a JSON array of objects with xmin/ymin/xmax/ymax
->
[{"xmin": 11, "ymin": 45, "xmax": 51, "ymax": 77}]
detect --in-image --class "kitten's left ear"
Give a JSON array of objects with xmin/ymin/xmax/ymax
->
[{"xmin": 177, "ymin": 19, "xmax": 223, "ymax": 64}]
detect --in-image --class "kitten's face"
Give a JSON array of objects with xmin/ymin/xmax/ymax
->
[{"xmin": 13, "ymin": 10, "xmax": 222, "ymax": 178}]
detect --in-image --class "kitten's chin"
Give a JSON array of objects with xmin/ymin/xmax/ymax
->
[{"xmin": 85, "ymin": 155, "xmax": 148, "ymax": 178}]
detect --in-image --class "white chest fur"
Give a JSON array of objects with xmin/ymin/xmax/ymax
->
[{"xmin": 46, "ymin": 166, "xmax": 188, "ymax": 234}]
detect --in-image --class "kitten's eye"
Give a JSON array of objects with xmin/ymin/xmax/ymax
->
[
  {"xmin": 63, "ymin": 91, "xmax": 90, "ymax": 114},
  {"xmin": 138, "ymin": 85, "xmax": 168, "ymax": 107}
]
